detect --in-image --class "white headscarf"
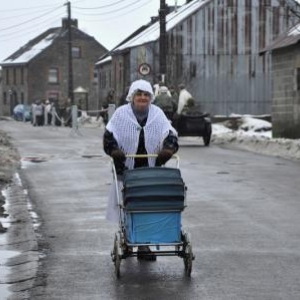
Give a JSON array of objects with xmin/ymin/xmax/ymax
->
[{"xmin": 126, "ymin": 79, "xmax": 154, "ymax": 102}]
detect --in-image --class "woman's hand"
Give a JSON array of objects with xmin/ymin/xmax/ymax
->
[
  {"xmin": 111, "ymin": 149, "xmax": 126, "ymax": 162},
  {"xmin": 155, "ymin": 149, "xmax": 173, "ymax": 166},
  {"xmin": 111, "ymin": 149, "xmax": 126, "ymax": 175}
]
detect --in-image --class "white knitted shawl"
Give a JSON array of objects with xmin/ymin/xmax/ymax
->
[{"xmin": 106, "ymin": 103, "xmax": 177, "ymax": 169}]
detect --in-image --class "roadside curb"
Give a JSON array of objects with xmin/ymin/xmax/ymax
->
[{"xmin": 1, "ymin": 174, "xmax": 41, "ymax": 300}]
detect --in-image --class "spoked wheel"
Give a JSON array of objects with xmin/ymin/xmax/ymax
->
[
  {"xmin": 203, "ymin": 123, "xmax": 212, "ymax": 146},
  {"xmin": 203, "ymin": 133, "xmax": 211, "ymax": 146},
  {"xmin": 111, "ymin": 233, "xmax": 121, "ymax": 278},
  {"xmin": 184, "ymin": 243, "xmax": 194, "ymax": 276},
  {"xmin": 182, "ymin": 231, "xmax": 195, "ymax": 276}
]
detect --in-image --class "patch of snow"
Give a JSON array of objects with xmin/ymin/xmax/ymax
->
[
  {"xmin": 78, "ymin": 116, "xmax": 104, "ymax": 128},
  {"xmin": 212, "ymin": 123, "xmax": 233, "ymax": 134},
  {"xmin": 2, "ymin": 32, "xmax": 57, "ymax": 65},
  {"xmin": 239, "ymin": 116, "xmax": 272, "ymax": 132},
  {"xmin": 212, "ymin": 116, "xmax": 300, "ymax": 161}
]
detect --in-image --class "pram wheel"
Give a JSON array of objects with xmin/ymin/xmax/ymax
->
[
  {"xmin": 111, "ymin": 233, "xmax": 121, "ymax": 277},
  {"xmin": 184, "ymin": 243, "xmax": 193, "ymax": 276},
  {"xmin": 182, "ymin": 231, "xmax": 195, "ymax": 276}
]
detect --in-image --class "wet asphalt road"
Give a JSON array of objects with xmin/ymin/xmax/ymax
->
[{"xmin": 1, "ymin": 120, "xmax": 300, "ymax": 300}]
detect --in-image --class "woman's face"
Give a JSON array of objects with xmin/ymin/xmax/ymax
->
[{"xmin": 132, "ymin": 90, "xmax": 151, "ymax": 112}]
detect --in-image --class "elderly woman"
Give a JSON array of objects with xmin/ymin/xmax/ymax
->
[{"xmin": 103, "ymin": 79, "xmax": 178, "ymax": 259}]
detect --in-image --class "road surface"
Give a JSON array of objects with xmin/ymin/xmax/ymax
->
[{"xmin": 1, "ymin": 120, "xmax": 300, "ymax": 300}]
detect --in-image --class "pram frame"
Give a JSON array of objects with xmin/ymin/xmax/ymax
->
[{"xmin": 110, "ymin": 154, "xmax": 194, "ymax": 278}]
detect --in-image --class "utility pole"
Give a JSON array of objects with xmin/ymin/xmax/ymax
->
[
  {"xmin": 159, "ymin": 0, "xmax": 167, "ymax": 83},
  {"xmin": 66, "ymin": 1, "xmax": 74, "ymax": 105}
]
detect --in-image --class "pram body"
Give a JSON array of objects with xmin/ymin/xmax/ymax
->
[{"xmin": 111, "ymin": 155, "xmax": 194, "ymax": 277}]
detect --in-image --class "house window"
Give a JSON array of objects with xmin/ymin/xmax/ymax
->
[
  {"xmin": 92, "ymin": 69, "xmax": 97, "ymax": 83},
  {"xmin": 3, "ymin": 92, "xmax": 7, "ymax": 105},
  {"xmin": 72, "ymin": 46, "xmax": 81, "ymax": 58},
  {"xmin": 21, "ymin": 92, "xmax": 24, "ymax": 104},
  {"xmin": 13, "ymin": 68, "xmax": 17, "ymax": 84},
  {"xmin": 99, "ymin": 72, "xmax": 102, "ymax": 87},
  {"xmin": 103, "ymin": 72, "xmax": 107, "ymax": 88},
  {"xmin": 6, "ymin": 69, "xmax": 9, "ymax": 85},
  {"xmin": 119, "ymin": 62, "xmax": 123, "ymax": 83},
  {"xmin": 20, "ymin": 68, "xmax": 24, "ymax": 85},
  {"xmin": 48, "ymin": 68, "xmax": 59, "ymax": 83},
  {"xmin": 297, "ymin": 68, "xmax": 300, "ymax": 91}
]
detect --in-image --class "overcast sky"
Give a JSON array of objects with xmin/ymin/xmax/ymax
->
[
  {"xmin": 0, "ymin": 0, "xmax": 187, "ymax": 62},
  {"xmin": 1, "ymin": 0, "xmax": 300, "ymax": 63}
]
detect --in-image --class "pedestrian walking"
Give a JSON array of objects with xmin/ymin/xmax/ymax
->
[
  {"xmin": 103, "ymin": 79, "xmax": 178, "ymax": 258},
  {"xmin": 33, "ymin": 100, "xmax": 44, "ymax": 126},
  {"xmin": 153, "ymin": 86, "xmax": 177, "ymax": 121},
  {"xmin": 177, "ymin": 83, "xmax": 193, "ymax": 115}
]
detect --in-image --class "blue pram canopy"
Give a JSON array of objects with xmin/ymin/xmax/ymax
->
[{"xmin": 122, "ymin": 167, "xmax": 186, "ymax": 211}]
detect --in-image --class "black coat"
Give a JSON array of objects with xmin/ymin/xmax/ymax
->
[{"xmin": 103, "ymin": 116, "xmax": 178, "ymax": 172}]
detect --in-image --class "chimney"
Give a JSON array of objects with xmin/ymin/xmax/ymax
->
[
  {"xmin": 151, "ymin": 16, "xmax": 159, "ymax": 23},
  {"xmin": 62, "ymin": 18, "xmax": 78, "ymax": 29}
]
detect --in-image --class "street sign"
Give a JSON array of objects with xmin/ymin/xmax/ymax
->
[{"xmin": 138, "ymin": 63, "xmax": 151, "ymax": 76}]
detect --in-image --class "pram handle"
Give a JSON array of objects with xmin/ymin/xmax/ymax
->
[{"xmin": 124, "ymin": 154, "xmax": 180, "ymax": 168}]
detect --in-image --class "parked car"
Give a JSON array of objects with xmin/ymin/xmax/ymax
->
[{"xmin": 13, "ymin": 104, "xmax": 32, "ymax": 122}]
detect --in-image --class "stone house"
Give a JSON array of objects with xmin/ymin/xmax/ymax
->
[
  {"xmin": 0, "ymin": 69, "xmax": 3, "ymax": 116},
  {"xmin": 0, "ymin": 18, "xmax": 107, "ymax": 116},
  {"xmin": 261, "ymin": 22, "xmax": 300, "ymax": 139},
  {"xmin": 98, "ymin": 0, "xmax": 300, "ymax": 115}
]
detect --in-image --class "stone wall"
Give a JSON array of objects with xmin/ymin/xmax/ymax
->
[{"xmin": 272, "ymin": 46, "xmax": 300, "ymax": 139}]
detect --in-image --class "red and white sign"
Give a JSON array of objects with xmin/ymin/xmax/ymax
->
[{"xmin": 138, "ymin": 63, "xmax": 151, "ymax": 76}]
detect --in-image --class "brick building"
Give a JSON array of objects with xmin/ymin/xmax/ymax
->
[
  {"xmin": 0, "ymin": 69, "xmax": 3, "ymax": 116},
  {"xmin": 0, "ymin": 18, "xmax": 107, "ymax": 116}
]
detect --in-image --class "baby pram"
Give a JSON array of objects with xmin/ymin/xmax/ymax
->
[{"xmin": 110, "ymin": 154, "xmax": 195, "ymax": 277}]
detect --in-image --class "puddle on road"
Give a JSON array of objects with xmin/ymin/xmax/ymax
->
[
  {"xmin": 0, "ymin": 189, "xmax": 20, "ymax": 299},
  {"xmin": 0, "ymin": 249, "xmax": 20, "ymax": 299},
  {"xmin": 13, "ymin": 173, "xmax": 41, "ymax": 230},
  {"xmin": 21, "ymin": 156, "xmax": 48, "ymax": 170},
  {"xmin": 82, "ymin": 154, "xmax": 103, "ymax": 159},
  {"xmin": 21, "ymin": 156, "xmax": 48, "ymax": 163}
]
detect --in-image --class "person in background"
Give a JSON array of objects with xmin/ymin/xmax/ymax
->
[
  {"xmin": 153, "ymin": 81, "xmax": 171, "ymax": 98},
  {"xmin": 45, "ymin": 99, "xmax": 52, "ymax": 125},
  {"xmin": 177, "ymin": 83, "xmax": 193, "ymax": 115},
  {"xmin": 118, "ymin": 86, "xmax": 130, "ymax": 107},
  {"xmin": 33, "ymin": 100, "xmax": 44, "ymax": 126},
  {"xmin": 31, "ymin": 102, "xmax": 36, "ymax": 125},
  {"xmin": 169, "ymin": 85, "xmax": 179, "ymax": 107},
  {"xmin": 101, "ymin": 89, "xmax": 115, "ymax": 124},
  {"xmin": 103, "ymin": 79, "xmax": 178, "ymax": 260},
  {"xmin": 181, "ymin": 98, "xmax": 202, "ymax": 116},
  {"xmin": 153, "ymin": 86, "xmax": 177, "ymax": 121}
]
